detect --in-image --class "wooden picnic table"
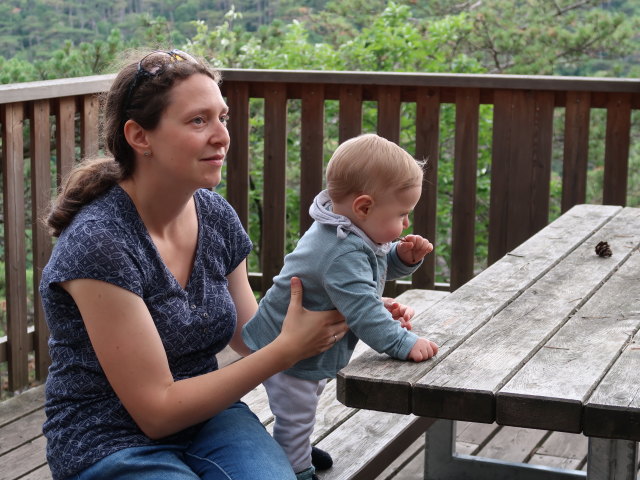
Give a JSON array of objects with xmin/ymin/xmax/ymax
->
[{"xmin": 337, "ymin": 204, "xmax": 640, "ymax": 480}]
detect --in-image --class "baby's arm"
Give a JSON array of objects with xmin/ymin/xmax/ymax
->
[
  {"xmin": 407, "ymin": 337, "xmax": 439, "ymax": 362},
  {"xmin": 382, "ymin": 297, "xmax": 438, "ymax": 361}
]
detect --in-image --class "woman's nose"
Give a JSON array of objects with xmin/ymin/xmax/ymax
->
[{"xmin": 210, "ymin": 121, "xmax": 230, "ymax": 147}]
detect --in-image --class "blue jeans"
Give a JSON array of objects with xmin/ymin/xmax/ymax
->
[{"xmin": 72, "ymin": 402, "xmax": 296, "ymax": 480}]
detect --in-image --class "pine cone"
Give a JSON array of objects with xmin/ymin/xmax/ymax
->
[{"xmin": 595, "ymin": 241, "xmax": 612, "ymax": 258}]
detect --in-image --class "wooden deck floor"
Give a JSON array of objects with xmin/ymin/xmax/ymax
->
[
  {"xmin": 378, "ymin": 424, "xmax": 640, "ymax": 480},
  {"xmin": 5, "ymin": 383, "xmax": 639, "ymax": 479},
  {"xmin": 376, "ymin": 421, "xmax": 590, "ymax": 479}
]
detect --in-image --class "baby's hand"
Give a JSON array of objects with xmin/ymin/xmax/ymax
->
[
  {"xmin": 396, "ymin": 235, "xmax": 433, "ymax": 265},
  {"xmin": 407, "ymin": 337, "xmax": 439, "ymax": 362},
  {"xmin": 382, "ymin": 297, "xmax": 414, "ymax": 330}
]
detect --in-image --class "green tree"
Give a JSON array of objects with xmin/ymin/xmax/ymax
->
[
  {"xmin": 2, "ymin": 0, "xmax": 638, "ymax": 281},
  {"xmin": 33, "ymin": 29, "xmax": 124, "ymax": 80},
  {"xmin": 187, "ymin": 1, "xmax": 638, "ymax": 280},
  {"xmin": 465, "ymin": 0, "xmax": 638, "ymax": 76}
]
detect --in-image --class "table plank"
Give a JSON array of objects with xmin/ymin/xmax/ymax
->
[
  {"xmin": 338, "ymin": 204, "xmax": 623, "ymax": 414},
  {"xmin": 583, "ymin": 327, "xmax": 640, "ymax": 441},
  {"xmin": 496, "ymin": 240, "xmax": 640, "ymax": 432},
  {"xmin": 410, "ymin": 206, "xmax": 640, "ymax": 423}
]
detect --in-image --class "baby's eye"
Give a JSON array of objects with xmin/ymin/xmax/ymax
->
[{"xmin": 220, "ymin": 114, "xmax": 230, "ymax": 126}]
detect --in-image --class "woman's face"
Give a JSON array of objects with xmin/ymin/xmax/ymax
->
[{"xmin": 145, "ymin": 73, "xmax": 230, "ymax": 190}]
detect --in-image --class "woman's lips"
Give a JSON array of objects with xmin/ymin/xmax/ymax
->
[{"xmin": 201, "ymin": 154, "xmax": 225, "ymax": 166}]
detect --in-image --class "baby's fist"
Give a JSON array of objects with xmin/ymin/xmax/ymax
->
[
  {"xmin": 407, "ymin": 337, "xmax": 439, "ymax": 362},
  {"xmin": 397, "ymin": 235, "xmax": 433, "ymax": 265}
]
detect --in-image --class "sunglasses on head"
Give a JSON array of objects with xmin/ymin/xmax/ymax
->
[{"xmin": 123, "ymin": 49, "xmax": 199, "ymax": 112}]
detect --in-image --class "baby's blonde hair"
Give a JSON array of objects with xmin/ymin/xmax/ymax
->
[{"xmin": 326, "ymin": 133, "xmax": 424, "ymax": 203}]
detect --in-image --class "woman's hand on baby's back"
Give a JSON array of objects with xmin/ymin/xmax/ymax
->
[{"xmin": 278, "ymin": 277, "xmax": 347, "ymax": 362}]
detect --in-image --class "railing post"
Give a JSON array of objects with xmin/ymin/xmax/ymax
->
[
  {"xmin": 413, "ymin": 87, "xmax": 441, "ymax": 290},
  {"xmin": 451, "ymin": 88, "xmax": 479, "ymax": 290},
  {"xmin": 338, "ymin": 85, "xmax": 362, "ymax": 143},
  {"xmin": 225, "ymin": 82, "xmax": 251, "ymax": 228},
  {"xmin": 261, "ymin": 83, "xmax": 288, "ymax": 294},
  {"xmin": 2, "ymin": 102, "xmax": 29, "ymax": 392},
  {"xmin": 300, "ymin": 85, "xmax": 325, "ymax": 235},
  {"xmin": 602, "ymin": 92, "xmax": 631, "ymax": 206},
  {"xmin": 561, "ymin": 91, "xmax": 591, "ymax": 213},
  {"xmin": 30, "ymin": 99, "xmax": 53, "ymax": 381}
]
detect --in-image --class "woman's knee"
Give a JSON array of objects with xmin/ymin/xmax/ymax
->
[{"xmin": 186, "ymin": 402, "xmax": 295, "ymax": 480}]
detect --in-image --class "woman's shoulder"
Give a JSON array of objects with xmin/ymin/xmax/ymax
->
[
  {"xmin": 44, "ymin": 186, "xmax": 149, "ymax": 289},
  {"xmin": 73, "ymin": 184, "xmax": 135, "ymax": 225},
  {"xmin": 59, "ymin": 185, "xmax": 140, "ymax": 248}
]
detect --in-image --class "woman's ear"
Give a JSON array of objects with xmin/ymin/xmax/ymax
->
[
  {"xmin": 123, "ymin": 119, "xmax": 151, "ymax": 157},
  {"xmin": 352, "ymin": 194, "xmax": 374, "ymax": 219}
]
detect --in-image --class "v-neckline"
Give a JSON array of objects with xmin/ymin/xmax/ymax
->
[{"xmin": 117, "ymin": 185, "xmax": 201, "ymax": 292}]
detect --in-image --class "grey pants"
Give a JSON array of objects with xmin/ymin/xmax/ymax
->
[{"xmin": 263, "ymin": 371, "xmax": 327, "ymax": 473}]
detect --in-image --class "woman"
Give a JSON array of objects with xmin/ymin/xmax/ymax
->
[{"xmin": 40, "ymin": 49, "xmax": 347, "ymax": 480}]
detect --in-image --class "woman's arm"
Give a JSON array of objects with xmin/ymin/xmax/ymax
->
[
  {"xmin": 226, "ymin": 260, "xmax": 258, "ymax": 357},
  {"xmin": 62, "ymin": 276, "xmax": 345, "ymax": 440}
]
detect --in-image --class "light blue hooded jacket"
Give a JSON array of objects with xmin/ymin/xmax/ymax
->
[{"xmin": 242, "ymin": 190, "xmax": 421, "ymax": 380}]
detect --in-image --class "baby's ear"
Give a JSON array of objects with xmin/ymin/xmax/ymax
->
[{"xmin": 352, "ymin": 194, "xmax": 374, "ymax": 219}]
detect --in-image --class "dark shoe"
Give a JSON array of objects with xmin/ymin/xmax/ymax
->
[{"xmin": 311, "ymin": 446, "xmax": 333, "ymax": 471}]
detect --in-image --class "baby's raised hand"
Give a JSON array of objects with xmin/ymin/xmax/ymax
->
[
  {"xmin": 396, "ymin": 235, "xmax": 433, "ymax": 265},
  {"xmin": 407, "ymin": 337, "xmax": 439, "ymax": 362}
]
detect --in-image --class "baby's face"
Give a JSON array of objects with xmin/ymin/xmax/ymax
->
[{"xmin": 360, "ymin": 185, "xmax": 422, "ymax": 244}]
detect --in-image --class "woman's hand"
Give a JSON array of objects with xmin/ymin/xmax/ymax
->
[{"xmin": 277, "ymin": 277, "xmax": 347, "ymax": 362}]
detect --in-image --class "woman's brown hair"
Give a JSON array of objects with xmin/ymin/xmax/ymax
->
[{"xmin": 45, "ymin": 49, "xmax": 220, "ymax": 237}]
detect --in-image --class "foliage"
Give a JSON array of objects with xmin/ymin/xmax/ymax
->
[
  {"xmin": 464, "ymin": 0, "xmax": 639, "ymax": 76},
  {"xmin": 1, "ymin": 0, "xmax": 638, "ymax": 283},
  {"xmin": 34, "ymin": 29, "xmax": 125, "ymax": 80},
  {"xmin": 185, "ymin": 0, "xmax": 638, "ymax": 278}
]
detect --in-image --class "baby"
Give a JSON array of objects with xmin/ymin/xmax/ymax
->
[{"xmin": 243, "ymin": 133, "xmax": 439, "ymax": 480}]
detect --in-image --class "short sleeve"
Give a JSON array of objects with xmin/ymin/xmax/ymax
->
[{"xmin": 43, "ymin": 220, "xmax": 144, "ymax": 297}]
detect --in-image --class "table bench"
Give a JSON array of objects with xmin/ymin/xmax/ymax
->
[
  {"xmin": 338, "ymin": 204, "xmax": 640, "ymax": 480},
  {"xmin": 0, "ymin": 289, "xmax": 449, "ymax": 480}
]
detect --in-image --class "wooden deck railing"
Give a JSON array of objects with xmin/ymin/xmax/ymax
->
[{"xmin": 1, "ymin": 70, "xmax": 639, "ymax": 394}]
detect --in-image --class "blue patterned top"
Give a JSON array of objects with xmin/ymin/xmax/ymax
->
[{"xmin": 40, "ymin": 185, "xmax": 252, "ymax": 479}]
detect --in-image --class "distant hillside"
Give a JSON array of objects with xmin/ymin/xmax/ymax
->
[{"xmin": 1, "ymin": 0, "xmax": 330, "ymax": 61}]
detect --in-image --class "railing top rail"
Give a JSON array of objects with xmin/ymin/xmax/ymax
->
[
  {"xmin": 220, "ymin": 69, "xmax": 640, "ymax": 93},
  {"xmin": 0, "ymin": 74, "xmax": 114, "ymax": 103},
  {"xmin": 2, "ymin": 70, "xmax": 639, "ymax": 104}
]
